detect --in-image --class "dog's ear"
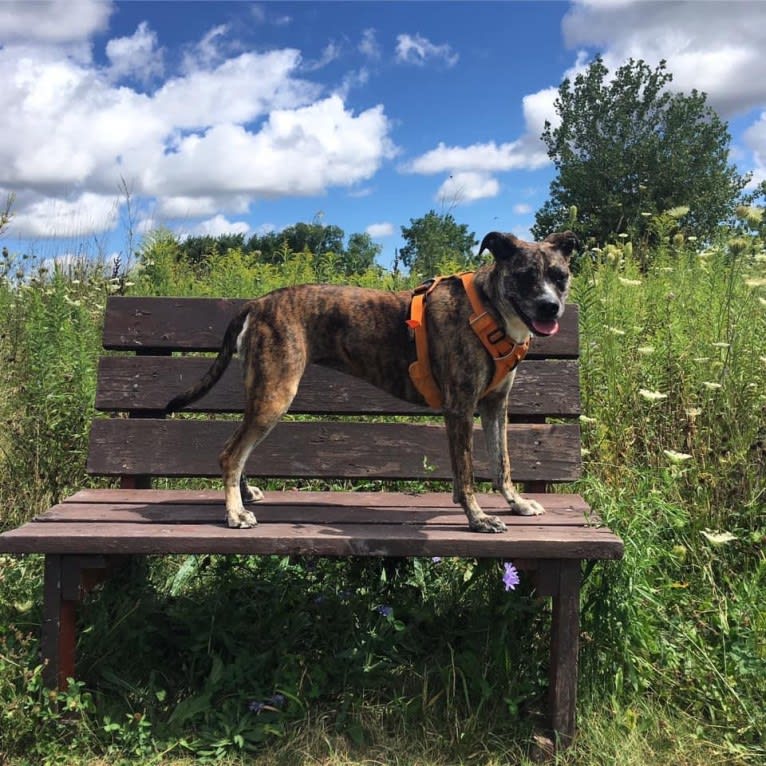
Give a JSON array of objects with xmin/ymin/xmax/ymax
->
[
  {"xmin": 479, "ymin": 232, "xmax": 522, "ymax": 261},
  {"xmin": 544, "ymin": 231, "xmax": 580, "ymax": 259}
]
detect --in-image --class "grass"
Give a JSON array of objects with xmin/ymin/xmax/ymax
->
[{"xmin": 0, "ymin": 223, "xmax": 765, "ymax": 764}]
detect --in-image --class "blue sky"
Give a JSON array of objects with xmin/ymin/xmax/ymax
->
[{"xmin": 1, "ymin": 0, "xmax": 765, "ymax": 270}]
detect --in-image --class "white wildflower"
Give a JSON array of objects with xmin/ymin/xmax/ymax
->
[
  {"xmin": 702, "ymin": 382, "xmax": 722, "ymax": 390},
  {"xmin": 608, "ymin": 326, "xmax": 626, "ymax": 336},
  {"xmin": 663, "ymin": 449, "xmax": 693, "ymax": 463},
  {"xmin": 711, "ymin": 342, "xmax": 730, "ymax": 348},
  {"xmin": 637, "ymin": 346, "xmax": 655, "ymax": 355},
  {"xmin": 639, "ymin": 389, "xmax": 668, "ymax": 402},
  {"xmin": 618, "ymin": 277, "xmax": 642, "ymax": 287},
  {"xmin": 700, "ymin": 529, "xmax": 737, "ymax": 546}
]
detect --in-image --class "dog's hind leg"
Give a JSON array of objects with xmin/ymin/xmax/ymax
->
[
  {"xmin": 444, "ymin": 411, "xmax": 507, "ymax": 533},
  {"xmin": 239, "ymin": 474, "xmax": 263, "ymax": 505},
  {"xmin": 220, "ymin": 358, "xmax": 304, "ymax": 528},
  {"xmin": 478, "ymin": 389, "xmax": 544, "ymax": 517}
]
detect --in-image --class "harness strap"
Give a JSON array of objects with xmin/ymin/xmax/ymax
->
[
  {"xmin": 407, "ymin": 273, "xmax": 530, "ymax": 410},
  {"xmin": 458, "ymin": 273, "xmax": 530, "ymax": 396},
  {"xmin": 406, "ymin": 277, "xmax": 445, "ymax": 410}
]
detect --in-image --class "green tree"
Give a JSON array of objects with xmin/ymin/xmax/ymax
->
[
  {"xmin": 179, "ymin": 233, "xmax": 246, "ymax": 267},
  {"xmin": 532, "ymin": 57, "xmax": 748, "ymax": 247},
  {"xmin": 246, "ymin": 222, "xmax": 345, "ymax": 264},
  {"xmin": 343, "ymin": 232, "xmax": 381, "ymax": 274},
  {"xmin": 399, "ymin": 210, "xmax": 477, "ymax": 276}
]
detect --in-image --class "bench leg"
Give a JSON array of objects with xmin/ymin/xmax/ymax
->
[
  {"xmin": 42, "ymin": 555, "xmax": 77, "ymax": 689},
  {"xmin": 538, "ymin": 559, "xmax": 581, "ymax": 746},
  {"xmin": 41, "ymin": 554, "xmax": 113, "ymax": 689}
]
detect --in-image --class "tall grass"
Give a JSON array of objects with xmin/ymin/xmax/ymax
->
[{"xmin": 0, "ymin": 229, "xmax": 764, "ymax": 764}]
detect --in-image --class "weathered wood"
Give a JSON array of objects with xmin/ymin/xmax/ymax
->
[
  {"xmin": 63, "ymin": 488, "xmax": 596, "ymax": 510},
  {"xmin": 102, "ymin": 297, "xmax": 579, "ymax": 358},
  {"xmin": 41, "ymin": 556, "xmax": 70, "ymax": 689},
  {"xmin": 546, "ymin": 559, "xmax": 581, "ymax": 742},
  {"xmin": 95, "ymin": 357, "xmax": 581, "ymax": 417},
  {"xmin": 34, "ymin": 493, "xmax": 598, "ymax": 527},
  {"xmin": 86, "ymin": 420, "xmax": 582, "ymax": 482},
  {"xmin": 0, "ymin": 518, "xmax": 625, "ymax": 559}
]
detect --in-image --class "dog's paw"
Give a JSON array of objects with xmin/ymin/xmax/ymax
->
[
  {"xmin": 240, "ymin": 483, "xmax": 264, "ymax": 505},
  {"xmin": 226, "ymin": 508, "xmax": 258, "ymax": 529},
  {"xmin": 470, "ymin": 514, "xmax": 508, "ymax": 533},
  {"xmin": 510, "ymin": 497, "xmax": 545, "ymax": 516}
]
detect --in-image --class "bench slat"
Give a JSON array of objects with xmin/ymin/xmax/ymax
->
[
  {"xmin": 86, "ymin": 420, "xmax": 581, "ymax": 482},
  {"xmin": 0, "ymin": 518, "xmax": 623, "ymax": 559},
  {"xmin": 95, "ymin": 358, "xmax": 581, "ymax": 417},
  {"xmin": 102, "ymin": 297, "xmax": 579, "ymax": 358},
  {"xmin": 36, "ymin": 492, "xmax": 599, "ymax": 526}
]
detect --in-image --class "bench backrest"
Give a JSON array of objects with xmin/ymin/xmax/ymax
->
[{"xmin": 90, "ymin": 296, "xmax": 581, "ymax": 491}]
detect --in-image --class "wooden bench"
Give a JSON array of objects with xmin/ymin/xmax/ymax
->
[{"xmin": 0, "ymin": 295, "xmax": 623, "ymax": 745}]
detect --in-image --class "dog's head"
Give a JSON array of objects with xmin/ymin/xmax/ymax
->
[{"xmin": 479, "ymin": 231, "xmax": 578, "ymax": 337}]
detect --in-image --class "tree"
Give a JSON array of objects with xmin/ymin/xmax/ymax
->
[
  {"xmin": 532, "ymin": 57, "xmax": 748, "ymax": 247},
  {"xmin": 246, "ymin": 222, "xmax": 345, "ymax": 264},
  {"xmin": 343, "ymin": 232, "xmax": 381, "ymax": 274},
  {"xmin": 399, "ymin": 210, "xmax": 477, "ymax": 276}
]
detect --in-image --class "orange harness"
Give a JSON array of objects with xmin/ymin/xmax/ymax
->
[{"xmin": 407, "ymin": 272, "xmax": 530, "ymax": 410}]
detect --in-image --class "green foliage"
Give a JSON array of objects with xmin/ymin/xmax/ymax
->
[
  {"xmin": 399, "ymin": 210, "xmax": 478, "ymax": 277},
  {"xmin": 0, "ymin": 221, "xmax": 765, "ymax": 763},
  {"xmin": 533, "ymin": 58, "xmax": 748, "ymax": 249},
  {"xmin": 175, "ymin": 221, "xmax": 381, "ymax": 278},
  {"xmin": 0, "ymin": 253, "xmax": 108, "ymax": 527}
]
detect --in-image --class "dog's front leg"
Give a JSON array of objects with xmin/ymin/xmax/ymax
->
[
  {"xmin": 478, "ymin": 392, "xmax": 544, "ymax": 517},
  {"xmin": 444, "ymin": 411, "xmax": 507, "ymax": 533}
]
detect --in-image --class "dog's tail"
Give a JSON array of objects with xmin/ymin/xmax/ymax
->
[{"xmin": 165, "ymin": 305, "xmax": 250, "ymax": 414}]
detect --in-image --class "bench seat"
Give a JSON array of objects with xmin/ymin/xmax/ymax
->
[{"xmin": 1, "ymin": 490, "xmax": 622, "ymax": 558}]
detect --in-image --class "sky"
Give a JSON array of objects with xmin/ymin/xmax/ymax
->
[{"xmin": 1, "ymin": 0, "xmax": 765, "ymax": 270}]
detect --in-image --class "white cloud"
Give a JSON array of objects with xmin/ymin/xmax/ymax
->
[
  {"xmin": 395, "ymin": 33, "xmax": 458, "ymax": 67},
  {"xmin": 513, "ymin": 203, "xmax": 532, "ymax": 215},
  {"xmin": 106, "ymin": 21, "xmax": 163, "ymax": 83},
  {"xmin": 0, "ymin": 0, "xmax": 112, "ymax": 44},
  {"xmin": 303, "ymin": 41, "xmax": 342, "ymax": 71},
  {"xmin": 405, "ymin": 138, "xmax": 548, "ymax": 176},
  {"xmin": 436, "ymin": 172, "xmax": 500, "ymax": 204},
  {"xmin": 8, "ymin": 192, "xmax": 119, "ymax": 238},
  {"xmin": 0, "ymin": 12, "xmax": 396, "ymax": 239},
  {"xmin": 146, "ymin": 96, "xmax": 394, "ymax": 199},
  {"xmin": 366, "ymin": 222, "xmax": 394, "ymax": 238},
  {"xmin": 156, "ymin": 194, "xmax": 252, "ymax": 219},
  {"xmin": 359, "ymin": 28, "xmax": 381, "ymax": 60},
  {"xmin": 562, "ymin": 0, "xmax": 766, "ymax": 117},
  {"xmin": 186, "ymin": 214, "xmax": 250, "ymax": 238}
]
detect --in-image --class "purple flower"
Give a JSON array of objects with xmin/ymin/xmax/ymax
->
[
  {"xmin": 268, "ymin": 693, "xmax": 286, "ymax": 708},
  {"xmin": 248, "ymin": 700, "xmax": 265, "ymax": 713},
  {"xmin": 502, "ymin": 562, "xmax": 520, "ymax": 591},
  {"xmin": 377, "ymin": 604, "xmax": 393, "ymax": 618}
]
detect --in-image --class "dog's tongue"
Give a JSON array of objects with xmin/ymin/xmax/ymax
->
[{"xmin": 531, "ymin": 319, "xmax": 560, "ymax": 336}]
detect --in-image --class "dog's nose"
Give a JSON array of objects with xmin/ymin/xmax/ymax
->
[{"xmin": 536, "ymin": 299, "xmax": 560, "ymax": 319}]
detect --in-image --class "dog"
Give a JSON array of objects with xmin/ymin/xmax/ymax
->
[{"xmin": 166, "ymin": 230, "xmax": 577, "ymax": 533}]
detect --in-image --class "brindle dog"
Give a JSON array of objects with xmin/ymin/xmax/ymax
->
[{"xmin": 166, "ymin": 231, "xmax": 578, "ymax": 533}]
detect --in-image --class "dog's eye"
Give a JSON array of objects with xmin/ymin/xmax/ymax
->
[
  {"xmin": 514, "ymin": 268, "xmax": 537, "ymax": 292},
  {"xmin": 548, "ymin": 268, "xmax": 569, "ymax": 290}
]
